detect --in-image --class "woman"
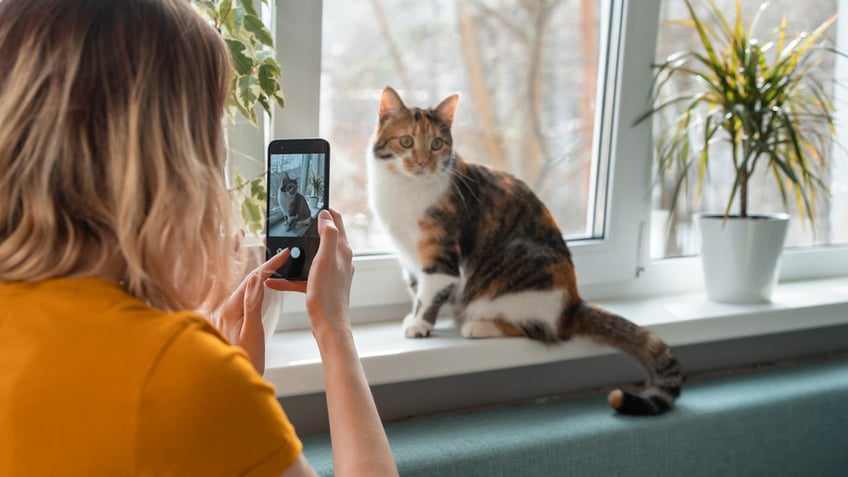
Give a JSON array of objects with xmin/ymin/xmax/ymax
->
[{"xmin": 0, "ymin": 0, "xmax": 398, "ymax": 475}]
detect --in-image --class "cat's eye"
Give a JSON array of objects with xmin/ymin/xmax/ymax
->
[
  {"xmin": 430, "ymin": 138, "xmax": 444, "ymax": 151},
  {"xmin": 399, "ymin": 135, "xmax": 414, "ymax": 148}
]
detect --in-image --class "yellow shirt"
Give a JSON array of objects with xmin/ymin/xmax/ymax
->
[{"xmin": 0, "ymin": 277, "xmax": 302, "ymax": 476}]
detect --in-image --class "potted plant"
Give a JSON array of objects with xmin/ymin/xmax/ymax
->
[
  {"xmin": 307, "ymin": 173, "xmax": 323, "ymax": 209},
  {"xmin": 637, "ymin": 0, "xmax": 844, "ymax": 303}
]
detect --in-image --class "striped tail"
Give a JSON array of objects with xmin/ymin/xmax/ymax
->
[{"xmin": 562, "ymin": 301, "xmax": 682, "ymax": 415}]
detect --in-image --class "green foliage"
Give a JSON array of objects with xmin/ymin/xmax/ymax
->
[
  {"xmin": 637, "ymin": 0, "xmax": 844, "ymax": 224},
  {"xmin": 308, "ymin": 173, "xmax": 323, "ymax": 197},
  {"xmin": 232, "ymin": 173, "xmax": 267, "ymax": 237},
  {"xmin": 191, "ymin": 0, "xmax": 284, "ymax": 236},
  {"xmin": 192, "ymin": 0, "xmax": 285, "ymax": 124}
]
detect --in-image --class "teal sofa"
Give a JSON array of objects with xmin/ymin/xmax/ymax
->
[{"xmin": 301, "ymin": 357, "xmax": 848, "ymax": 476}]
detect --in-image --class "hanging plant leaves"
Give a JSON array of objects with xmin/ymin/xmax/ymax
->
[{"xmin": 193, "ymin": 0, "xmax": 282, "ymax": 236}]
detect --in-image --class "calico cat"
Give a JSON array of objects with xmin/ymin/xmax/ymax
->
[
  {"xmin": 278, "ymin": 172, "xmax": 313, "ymax": 232},
  {"xmin": 367, "ymin": 86, "xmax": 682, "ymax": 415}
]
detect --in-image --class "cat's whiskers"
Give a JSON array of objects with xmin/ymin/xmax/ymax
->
[
  {"xmin": 448, "ymin": 166, "xmax": 480, "ymax": 206},
  {"xmin": 449, "ymin": 179, "xmax": 469, "ymax": 214}
]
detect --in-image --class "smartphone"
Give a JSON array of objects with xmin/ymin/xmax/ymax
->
[{"xmin": 265, "ymin": 138, "xmax": 330, "ymax": 280}]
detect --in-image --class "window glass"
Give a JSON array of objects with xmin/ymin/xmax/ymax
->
[
  {"xmin": 650, "ymin": 0, "xmax": 848, "ymax": 258},
  {"xmin": 321, "ymin": 0, "xmax": 606, "ymax": 253}
]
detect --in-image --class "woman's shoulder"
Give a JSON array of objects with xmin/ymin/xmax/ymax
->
[{"xmin": 1, "ymin": 276, "xmax": 235, "ymax": 383}]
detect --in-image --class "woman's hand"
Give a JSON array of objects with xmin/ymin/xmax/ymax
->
[
  {"xmin": 208, "ymin": 249, "xmax": 292, "ymax": 375},
  {"xmin": 267, "ymin": 208, "xmax": 354, "ymax": 342}
]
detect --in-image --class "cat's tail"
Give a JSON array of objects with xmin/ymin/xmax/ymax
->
[{"xmin": 563, "ymin": 300, "xmax": 682, "ymax": 415}]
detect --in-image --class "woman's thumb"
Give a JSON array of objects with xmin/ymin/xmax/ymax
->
[{"xmin": 317, "ymin": 209, "xmax": 338, "ymax": 250}]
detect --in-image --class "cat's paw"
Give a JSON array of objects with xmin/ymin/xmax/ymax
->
[
  {"xmin": 403, "ymin": 314, "xmax": 433, "ymax": 338},
  {"xmin": 460, "ymin": 320, "xmax": 503, "ymax": 339}
]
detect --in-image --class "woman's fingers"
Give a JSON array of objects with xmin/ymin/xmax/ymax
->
[
  {"xmin": 241, "ymin": 274, "xmax": 266, "ymax": 374},
  {"xmin": 316, "ymin": 209, "xmax": 339, "ymax": 258},
  {"xmin": 327, "ymin": 208, "xmax": 347, "ymax": 243},
  {"xmin": 328, "ymin": 208, "xmax": 353, "ymax": 266},
  {"xmin": 263, "ymin": 211, "xmax": 346, "ymax": 294},
  {"xmin": 243, "ymin": 274, "xmax": 263, "ymax": 325},
  {"xmin": 265, "ymin": 278, "xmax": 307, "ymax": 293},
  {"xmin": 260, "ymin": 247, "xmax": 291, "ymax": 280},
  {"xmin": 215, "ymin": 248, "xmax": 291, "ymax": 319}
]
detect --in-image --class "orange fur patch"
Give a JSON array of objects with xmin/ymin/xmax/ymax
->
[
  {"xmin": 539, "ymin": 209, "xmax": 560, "ymax": 229},
  {"xmin": 417, "ymin": 217, "xmax": 447, "ymax": 266},
  {"xmin": 608, "ymin": 389, "xmax": 624, "ymax": 409},
  {"xmin": 494, "ymin": 319, "xmax": 525, "ymax": 337}
]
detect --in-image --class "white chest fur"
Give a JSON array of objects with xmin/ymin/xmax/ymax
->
[
  {"xmin": 277, "ymin": 191, "xmax": 293, "ymax": 214},
  {"xmin": 368, "ymin": 157, "xmax": 451, "ymax": 273}
]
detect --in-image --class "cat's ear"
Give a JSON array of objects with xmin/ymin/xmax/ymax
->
[
  {"xmin": 379, "ymin": 86, "xmax": 406, "ymax": 122},
  {"xmin": 434, "ymin": 93, "xmax": 459, "ymax": 126}
]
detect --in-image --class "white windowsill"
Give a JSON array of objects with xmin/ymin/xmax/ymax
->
[{"xmin": 263, "ymin": 275, "xmax": 848, "ymax": 397}]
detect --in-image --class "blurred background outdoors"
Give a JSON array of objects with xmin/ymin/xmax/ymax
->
[{"xmin": 317, "ymin": 0, "xmax": 847, "ymax": 258}]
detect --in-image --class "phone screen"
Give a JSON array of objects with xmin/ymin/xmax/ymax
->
[{"xmin": 265, "ymin": 138, "xmax": 330, "ymax": 280}]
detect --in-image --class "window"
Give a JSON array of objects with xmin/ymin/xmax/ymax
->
[
  {"xmin": 261, "ymin": 1, "xmax": 848, "ymax": 430},
  {"xmin": 267, "ymin": 0, "xmax": 848, "ymax": 327},
  {"xmin": 320, "ymin": 0, "xmax": 607, "ymax": 253}
]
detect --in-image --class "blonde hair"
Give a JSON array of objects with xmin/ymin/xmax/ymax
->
[{"xmin": 0, "ymin": 0, "xmax": 239, "ymax": 311}]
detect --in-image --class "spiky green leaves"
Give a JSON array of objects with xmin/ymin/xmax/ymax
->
[{"xmin": 637, "ymin": 0, "xmax": 843, "ymax": 225}]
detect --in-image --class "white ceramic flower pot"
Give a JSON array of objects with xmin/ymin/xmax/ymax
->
[
  {"xmin": 696, "ymin": 213, "xmax": 790, "ymax": 303},
  {"xmin": 261, "ymin": 287, "xmax": 285, "ymax": 341}
]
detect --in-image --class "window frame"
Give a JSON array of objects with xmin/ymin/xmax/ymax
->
[
  {"xmin": 251, "ymin": 1, "xmax": 848, "ymax": 433},
  {"xmin": 256, "ymin": 0, "xmax": 848, "ymax": 330}
]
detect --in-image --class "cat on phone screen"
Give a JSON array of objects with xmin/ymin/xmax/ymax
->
[
  {"xmin": 278, "ymin": 172, "xmax": 312, "ymax": 232},
  {"xmin": 367, "ymin": 86, "xmax": 682, "ymax": 415}
]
